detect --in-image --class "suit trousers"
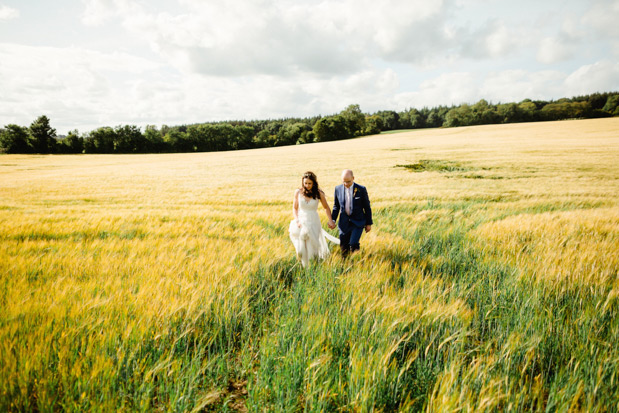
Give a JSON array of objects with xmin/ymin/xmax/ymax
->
[{"xmin": 340, "ymin": 225, "xmax": 364, "ymax": 254}]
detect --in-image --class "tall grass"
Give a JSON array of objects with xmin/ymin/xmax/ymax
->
[{"xmin": 1, "ymin": 118, "xmax": 618, "ymax": 410}]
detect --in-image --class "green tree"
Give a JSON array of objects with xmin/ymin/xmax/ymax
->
[
  {"xmin": 29, "ymin": 115, "xmax": 57, "ymax": 153},
  {"xmin": 602, "ymin": 95, "xmax": 619, "ymax": 115},
  {"xmin": 340, "ymin": 104, "xmax": 366, "ymax": 137},
  {"xmin": 144, "ymin": 125, "xmax": 166, "ymax": 152},
  {"xmin": 114, "ymin": 125, "xmax": 145, "ymax": 153},
  {"xmin": 313, "ymin": 115, "xmax": 351, "ymax": 142},
  {"xmin": 297, "ymin": 130, "xmax": 315, "ymax": 144},
  {"xmin": 0, "ymin": 124, "xmax": 32, "ymax": 153},
  {"xmin": 253, "ymin": 129, "xmax": 276, "ymax": 148},
  {"xmin": 406, "ymin": 108, "xmax": 426, "ymax": 129},
  {"xmin": 582, "ymin": 92, "xmax": 609, "ymax": 110},
  {"xmin": 444, "ymin": 104, "xmax": 472, "ymax": 127},
  {"xmin": 540, "ymin": 101, "xmax": 592, "ymax": 121},
  {"xmin": 364, "ymin": 115, "xmax": 383, "ymax": 135},
  {"xmin": 472, "ymin": 99, "xmax": 501, "ymax": 124},
  {"xmin": 234, "ymin": 125, "xmax": 256, "ymax": 149},
  {"xmin": 426, "ymin": 111, "xmax": 442, "ymax": 128},
  {"xmin": 85, "ymin": 127, "xmax": 116, "ymax": 153},
  {"xmin": 60, "ymin": 130, "xmax": 84, "ymax": 154},
  {"xmin": 213, "ymin": 124, "xmax": 235, "ymax": 151},
  {"xmin": 277, "ymin": 122, "xmax": 308, "ymax": 146},
  {"xmin": 497, "ymin": 103, "xmax": 523, "ymax": 123},
  {"xmin": 163, "ymin": 129, "xmax": 192, "ymax": 152},
  {"xmin": 518, "ymin": 100, "xmax": 537, "ymax": 121},
  {"xmin": 375, "ymin": 110, "xmax": 399, "ymax": 131}
]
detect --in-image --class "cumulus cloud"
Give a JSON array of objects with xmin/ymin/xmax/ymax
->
[
  {"xmin": 457, "ymin": 20, "xmax": 530, "ymax": 60},
  {"xmin": 582, "ymin": 0, "xmax": 619, "ymax": 38},
  {"xmin": 0, "ymin": 4, "xmax": 19, "ymax": 20},
  {"xmin": 79, "ymin": 0, "xmax": 545, "ymax": 77},
  {"xmin": 582, "ymin": 0, "xmax": 619, "ymax": 55},
  {"xmin": 0, "ymin": 43, "xmax": 162, "ymax": 131},
  {"xmin": 393, "ymin": 61, "xmax": 618, "ymax": 110},
  {"xmin": 0, "ymin": 41, "xmax": 402, "ymax": 132},
  {"xmin": 80, "ymin": 0, "xmax": 140, "ymax": 26},
  {"xmin": 536, "ymin": 36, "xmax": 575, "ymax": 64},
  {"xmin": 398, "ymin": 72, "xmax": 478, "ymax": 108},
  {"xmin": 564, "ymin": 60, "xmax": 619, "ymax": 95},
  {"xmin": 106, "ymin": 0, "xmax": 366, "ymax": 76}
]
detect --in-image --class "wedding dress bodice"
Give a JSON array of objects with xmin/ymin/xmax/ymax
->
[{"xmin": 298, "ymin": 193, "xmax": 319, "ymax": 216}]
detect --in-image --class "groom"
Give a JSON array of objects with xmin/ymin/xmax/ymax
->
[{"xmin": 331, "ymin": 169, "xmax": 373, "ymax": 256}]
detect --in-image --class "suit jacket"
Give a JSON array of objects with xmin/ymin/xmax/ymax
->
[{"xmin": 332, "ymin": 183, "xmax": 373, "ymax": 234}]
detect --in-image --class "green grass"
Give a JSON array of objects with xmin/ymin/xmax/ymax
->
[
  {"xmin": 380, "ymin": 129, "xmax": 418, "ymax": 134},
  {"xmin": 396, "ymin": 159, "xmax": 467, "ymax": 173},
  {"xmin": 3, "ymin": 200, "xmax": 617, "ymax": 411}
]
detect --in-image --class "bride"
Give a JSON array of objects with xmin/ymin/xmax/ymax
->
[{"xmin": 289, "ymin": 171, "xmax": 339, "ymax": 267}]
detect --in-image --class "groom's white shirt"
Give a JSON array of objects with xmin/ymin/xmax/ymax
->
[{"xmin": 345, "ymin": 184, "xmax": 353, "ymax": 215}]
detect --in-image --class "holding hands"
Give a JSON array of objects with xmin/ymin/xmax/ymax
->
[{"xmin": 328, "ymin": 219, "xmax": 336, "ymax": 230}]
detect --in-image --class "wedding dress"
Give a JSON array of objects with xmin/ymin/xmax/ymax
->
[{"xmin": 289, "ymin": 193, "xmax": 339, "ymax": 267}]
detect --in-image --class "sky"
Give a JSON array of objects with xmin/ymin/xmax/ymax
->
[{"xmin": 1, "ymin": 0, "xmax": 618, "ymax": 134}]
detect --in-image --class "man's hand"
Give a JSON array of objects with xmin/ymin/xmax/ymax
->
[
  {"xmin": 365, "ymin": 225, "xmax": 372, "ymax": 233},
  {"xmin": 328, "ymin": 220, "xmax": 336, "ymax": 229}
]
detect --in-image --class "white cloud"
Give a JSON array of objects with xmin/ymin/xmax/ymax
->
[
  {"xmin": 0, "ymin": 4, "xmax": 19, "ymax": 20},
  {"xmin": 457, "ymin": 20, "xmax": 532, "ymax": 60},
  {"xmin": 2, "ymin": 31, "xmax": 616, "ymax": 135},
  {"xmin": 0, "ymin": 41, "xmax": 402, "ymax": 132},
  {"xmin": 80, "ymin": 0, "xmax": 140, "ymax": 26},
  {"xmin": 536, "ymin": 36, "xmax": 575, "ymax": 64},
  {"xmin": 480, "ymin": 70, "xmax": 566, "ymax": 102},
  {"xmin": 393, "ymin": 61, "xmax": 618, "ymax": 110},
  {"xmin": 564, "ymin": 60, "xmax": 619, "ymax": 95},
  {"xmin": 0, "ymin": 43, "xmax": 162, "ymax": 131},
  {"xmin": 582, "ymin": 0, "xmax": 619, "ymax": 55},
  {"xmin": 114, "ymin": 1, "xmax": 366, "ymax": 76},
  {"xmin": 582, "ymin": 0, "xmax": 619, "ymax": 38},
  {"xmin": 393, "ymin": 72, "xmax": 478, "ymax": 109},
  {"xmin": 81, "ymin": 0, "xmax": 540, "ymax": 77}
]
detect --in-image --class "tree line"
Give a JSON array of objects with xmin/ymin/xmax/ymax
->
[{"xmin": 1, "ymin": 92, "xmax": 618, "ymax": 154}]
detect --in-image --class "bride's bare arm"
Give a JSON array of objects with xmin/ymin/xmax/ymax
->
[
  {"xmin": 319, "ymin": 190, "xmax": 335, "ymax": 223},
  {"xmin": 293, "ymin": 189, "xmax": 301, "ymax": 226}
]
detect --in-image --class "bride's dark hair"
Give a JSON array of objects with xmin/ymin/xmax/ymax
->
[{"xmin": 301, "ymin": 171, "xmax": 320, "ymax": 199}]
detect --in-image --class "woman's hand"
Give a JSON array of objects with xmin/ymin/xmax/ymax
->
[
  {"xmin": 297, "ymin": 219, "xmax": 302, "ymax": 228},
  {"xmin": 328, "ymin": 220, "xmax": 336, "ymax": 229}
]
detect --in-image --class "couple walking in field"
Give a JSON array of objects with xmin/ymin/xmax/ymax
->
[{"xmin": 289, "ymin": 169, "xmax": 373, "ymax": 267}]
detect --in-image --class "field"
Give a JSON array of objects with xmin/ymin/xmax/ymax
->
[{"xmin": 1, "ymin": 118, "xmax": 618, "ymax": 411}]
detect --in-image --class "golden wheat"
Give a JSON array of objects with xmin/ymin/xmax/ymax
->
[{"xmin": 1, "ymin": 117, "xmax": 618, "ymax": 410}]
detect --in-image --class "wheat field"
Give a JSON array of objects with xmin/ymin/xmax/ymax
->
[{"xmin": 1, "ymin": 118, "xmax": 618, "ymax": 411}]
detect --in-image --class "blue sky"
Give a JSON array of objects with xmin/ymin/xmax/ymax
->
[{"xmin": 1, "ymin": 0, "xmax": 618, "ymax": 134}]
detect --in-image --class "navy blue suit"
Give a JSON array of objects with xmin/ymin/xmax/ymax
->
[{"xmin": 332, "ymin": 183, "xmax": 373, "ymax": 253}]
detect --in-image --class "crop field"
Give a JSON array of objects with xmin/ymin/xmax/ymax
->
[{"xmin": 1, "ymin": 118, "xmax": 618, "ymax": 411}]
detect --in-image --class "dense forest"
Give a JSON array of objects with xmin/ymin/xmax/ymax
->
[{"xmin": 1, "ymin": 92, "xmax": 618, "ymax": 154}]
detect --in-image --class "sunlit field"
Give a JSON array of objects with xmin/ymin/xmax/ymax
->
[{"xmin": 1, "ymin": 118, "xmax": 618, "ymax": 411}]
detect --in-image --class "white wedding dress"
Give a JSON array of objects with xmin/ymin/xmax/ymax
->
[{"xmin": 289, "ymin": 193, "xmax": 339, "ymax": 267}]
